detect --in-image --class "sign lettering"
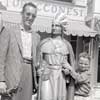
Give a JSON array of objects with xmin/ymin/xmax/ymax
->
[{"xmin": 0, "ymin": 0, "xmax": 87, "ymax": 20}]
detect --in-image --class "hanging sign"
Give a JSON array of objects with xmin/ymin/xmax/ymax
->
[{"xmin": 0, "ymin": 0, "xmax": 87, "ymax": 20}]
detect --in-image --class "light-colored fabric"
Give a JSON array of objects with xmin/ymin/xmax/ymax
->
[
  {"xmin": 75, "ymin": 71, "xmax": 91, "ymax": 97},
  {"xmin": 21, "ymin": 30, "xmax": 32, "ymax": 59},
  {"xmin": 40, "ymin": 66, "xmax": 66, "ymax": 100},
  {"xmin": 14, "ymin": 62, "xmax": 33, "ymax": 100},
  {"xmin": 38, "ymin": 37, "xmax": 75, "ymax": 100},
  {"xmin": 0, "ymin": 26, "xmax": 40, "ymax": 100},
  {"xmin": 74, "ymin": 88, "xmax": 95, "ymax": 100},
  {"xmin": 74, "ymin": 95, "xmax": 91, "ymax": 100},
  {"xmin": 1, "ymin": 62, "xmax": 32, "ymax": 100},
  {"xmin": 40, "ymin": 37, "xmax": 69, "ymax": 55}
]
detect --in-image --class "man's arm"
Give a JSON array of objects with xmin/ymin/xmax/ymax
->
[
  {"xmin": 64, "ymin": 39, "xmax": 76, "ymax": 69},
  {"xmin": 0, "ymin": 27, "xmax": 10, "ymax": 82},
  {"xmin": 0, "ymin": 27, "xmax": 10, "ymax": 93},
  {"xmin": 75, "ymin": 72, "xmax": 91, "ymax": 83}
]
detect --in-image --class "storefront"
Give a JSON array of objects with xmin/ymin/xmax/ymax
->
[{"xmin": 85, "ymin": 1, "xmax": 100, "ymax": 99}]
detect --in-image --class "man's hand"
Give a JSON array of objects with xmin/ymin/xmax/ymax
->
[
  {"xmin": 0, "ymin": 82, "xmax": 7, "ymax": 94},
  {"xmin": 62, "ymin": 61, "xmax": 72, "ymax": 70},
  {"xmin": 62, "ymin": 61, "xmax": 78, "ymax": 79},
  {"xmin": 62, "ymin": 61, "xmax": 71, "ymax": 75},
  {"xmin": 37, "ymin": 67, "xmax": 44, "ymax": 77},
  {"xmin": 62, "ymin": 67, "xmax": 70, "ymax": 75}
]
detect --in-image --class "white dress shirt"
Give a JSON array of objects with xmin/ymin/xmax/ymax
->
[{"xmin": 20, "ymin": 27, "xmax": 32, "ymax": 59}]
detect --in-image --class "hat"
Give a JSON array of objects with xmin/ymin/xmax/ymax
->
[{"xmin": 52, "ymin": 13, "xmax": 69, "ymax": 33}]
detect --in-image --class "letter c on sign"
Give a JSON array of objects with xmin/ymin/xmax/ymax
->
[{"xmin": 43, "ymin": 3, "xmax": 50, "ymax": 12}]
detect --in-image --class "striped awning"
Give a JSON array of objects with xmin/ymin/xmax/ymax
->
[
  {"xmin": 65, "ymin": 20, "xmax": 97, "ymax": 37},
  {"xmin": 33, "ymin": 16, "xmax": 97, "ymax": 37},
  {"xmin": 32, "ymin": 16, "xmax": 52, "ymax": 33},
  {"xmin": 2, "ymin": 11, "xmax": 97, "ymax": 37}
]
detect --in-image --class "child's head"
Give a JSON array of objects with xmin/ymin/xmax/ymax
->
[{"xmin": 78, "ymin": 52, "xmax": 90, "ymax": 72}]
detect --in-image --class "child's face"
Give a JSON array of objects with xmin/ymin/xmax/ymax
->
[{"xmin": 78, "ymin": 57, "xmax": 90, "ymax": 71}]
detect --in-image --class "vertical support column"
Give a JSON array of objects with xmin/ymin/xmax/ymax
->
[
  {"xmin": 76, "ymin": 37, "xmax": 83, "ymax": 69},
  {"xmin": 0, "ymin": 12, "xmax": 3, "ymax": 31},
  {"xmin": 89, "ymin": 18, "xmax": 99, "ymax": 87}
]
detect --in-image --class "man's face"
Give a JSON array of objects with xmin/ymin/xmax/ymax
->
[
  {"xmin": 52, "ymin": 24, "xmax": 62, "ymax": 35},
  {"xmin": 78, "ymin": 57, "xmax": 90, "ymax": 71},
  {"xmin": 22, "ymin": 5, "xmax": 37, "ymax": 28}
]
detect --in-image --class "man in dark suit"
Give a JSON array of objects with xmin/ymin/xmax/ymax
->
[{"xmin": 0, "ymin": 2, "xmax": 40, "ymax": 100}]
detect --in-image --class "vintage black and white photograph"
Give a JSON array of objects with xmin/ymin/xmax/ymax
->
[{"xmin": 0, "ymin": 0, "xmax": 100, "ymax": 100}]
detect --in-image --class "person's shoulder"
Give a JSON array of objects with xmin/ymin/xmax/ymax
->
[
  {"xmin": 63, "ymin": 39, "xmax": 72, "ymax": 47},
  {"xmin": 40, "ymin": 38, "xmax": 51, "ymax": 45},
  {"xmin": 41, "ymin": 38, "xmax": 51, "ymax": 42},
  {"xmin": 40, "ymin": 38, "xmax": 54, "ymax": 53},
  {"xmin": 39, "ymin": 38, "xmax": 52, "ymax": 48},
  {"xmin": 35, "ymin": 31, "xmax": 40, "ymax": 37},
  {"xmin": 3, "ymin": 25, "xmax": 20, "ymax": 33},
  {"xmin": 32, "ymin": 31, "xmax": 40, "ymax": 39},
  {"xmin": 63, "ymin": 39, "xmax": 70, "ymax": 43}
]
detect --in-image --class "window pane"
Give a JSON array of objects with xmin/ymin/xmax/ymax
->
[
  {"xmin": 70, "ymin": 36, "xmax": 77, "ymax": 57},
  {"xmin": 97, "ymin": 48, "xmax": 100, "ymax": 82}
]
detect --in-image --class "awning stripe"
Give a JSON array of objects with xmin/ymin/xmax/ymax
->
[
  {"xmin": 2, "ymin": 14, "xmax": 97, "ymax": 37},
  {"xmin": 33, "ymin": 16, "xmax": 97, "ymax": 37}
]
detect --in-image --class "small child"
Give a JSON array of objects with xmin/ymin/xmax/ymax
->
[
  {"xmin": 75, "ymin": 52, "xmax": 91, "ymax": 98},
  {"xmin": 62, "ymin": 52, "xmax": 91, "ymax": 100}
]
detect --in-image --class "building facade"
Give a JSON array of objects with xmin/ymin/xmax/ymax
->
[{"xmin": 86, "ymin": 0, "xmax": 100, "ymax": 99}]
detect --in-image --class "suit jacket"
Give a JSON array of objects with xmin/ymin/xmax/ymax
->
[{"xmin": 0, "ymin": 25, "xmax": 40, "ymax": 90}]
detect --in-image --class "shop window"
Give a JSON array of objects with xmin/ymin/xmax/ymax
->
[
  {"xmin": 82, "ymin": 37, "xmax": 91, "ymax": 54},
  {"xmin": 97, "ymin": 48, "xmax": 100, "ymax": 82},
  {"xmin": 70, "ymin": 35, "xmax": 77, "ymax": 57}
]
